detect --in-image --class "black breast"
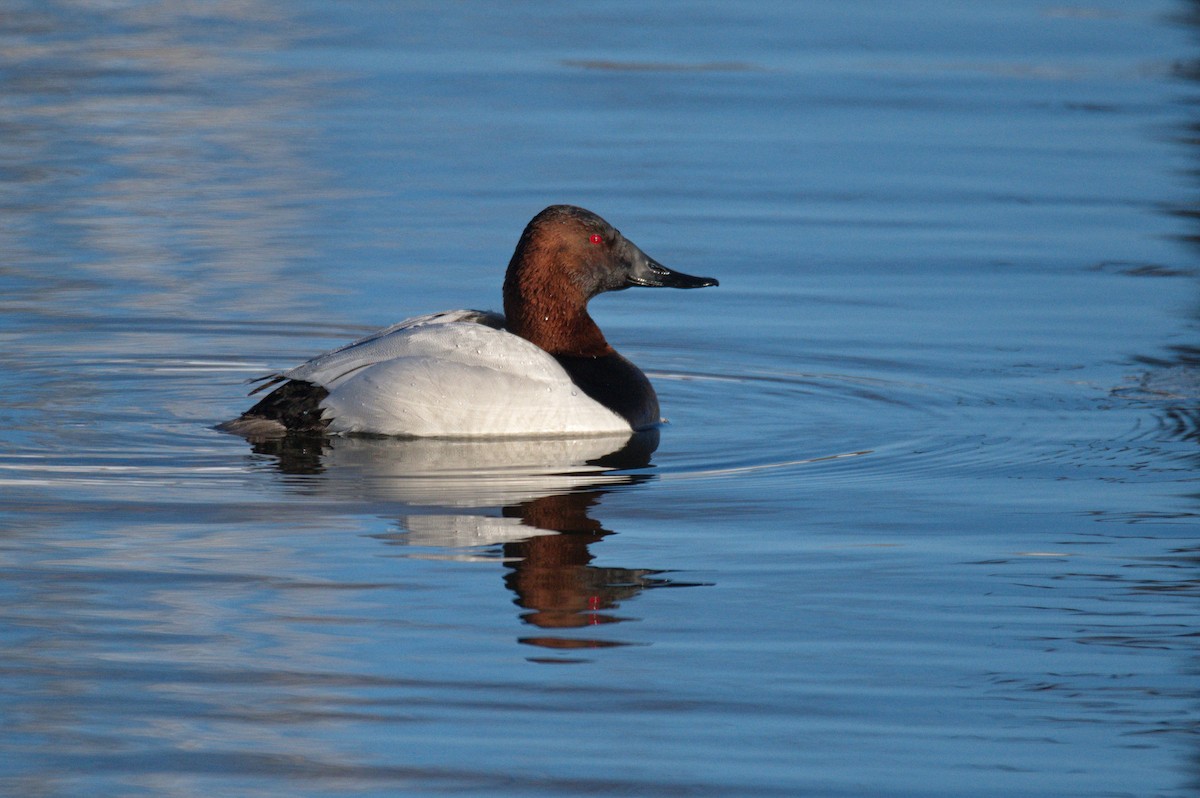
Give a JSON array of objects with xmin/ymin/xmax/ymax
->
[{"xmin": 553, "ymin": 353, "xmax": 660, "ymax": 431}]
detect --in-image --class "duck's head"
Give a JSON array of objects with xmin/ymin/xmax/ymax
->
[{"xmin": 503, "ymin": 205, "xmax": 718, "ymax": 355}]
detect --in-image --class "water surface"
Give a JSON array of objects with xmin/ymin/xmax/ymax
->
[{"xmin": 2, "ymin": 1, "xmax": 1200, "ymax": 796}]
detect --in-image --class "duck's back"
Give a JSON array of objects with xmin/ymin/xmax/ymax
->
[{"xmin": 281, "ymin": 310, "xmax": 504, "ymax": 388}]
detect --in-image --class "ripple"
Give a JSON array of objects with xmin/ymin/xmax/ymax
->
[
  {"xmin": 659, "ymin": 448, "xmax": 873, "ymax": 480},
  {"xmin": 644, "ymin": 354, "xmax": 1177, "ymax": 496},
  {"xmin": 0, "ymin": 451, "xmax": 246, "ymax": 492}
]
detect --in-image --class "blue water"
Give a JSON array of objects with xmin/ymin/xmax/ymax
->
[{"xmin": 2, "ymin": 1, "xmax": 1199, "ymax": 796}]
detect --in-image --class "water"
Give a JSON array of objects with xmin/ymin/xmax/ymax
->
[{"xmin": 2, "ymin": 1, "xmax": 1199, "ymax": 795}]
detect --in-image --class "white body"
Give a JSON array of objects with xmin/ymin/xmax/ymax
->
[{"xmin": 281, "ymin": 310, "xmax": 631, "ymax": 437}]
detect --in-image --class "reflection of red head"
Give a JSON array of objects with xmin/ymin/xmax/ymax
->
[{"xmin": 503, "ymin": 492, "xmax": 612, "ymax": 630}]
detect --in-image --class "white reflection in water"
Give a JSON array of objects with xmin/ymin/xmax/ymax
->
[
  {"xmin": 254, "ymin": 431, "xmax": 659, "ymax": 507},
  {"xmin": 0, "ymin": 1, "xmax": 329, "ymax": 318}
]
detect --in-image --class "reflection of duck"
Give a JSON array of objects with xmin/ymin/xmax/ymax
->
[
  {"xmin": 244, "ymin": 431, "xmax": 707, "ymax": 658},
  {"xmin": 248, "ymin": 429, "xmax": 658, "ymax": 508},
  {"xmin": 222, "ymin": 205, "xmax": 716, "ymax": 438},
  {"xmin": 501, "ymin": 491, "xmax": 685, "ymax": 640}
]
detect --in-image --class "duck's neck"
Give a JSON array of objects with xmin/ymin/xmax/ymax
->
[
  {"xmin": 505, "ymin": 291, "xmax": 613, "ymax": 357},
  {"xmin": 504, "ymin": 255, "xmax": 614, "ymax": 358}
]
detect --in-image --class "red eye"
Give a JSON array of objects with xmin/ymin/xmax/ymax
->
[{"xmin": 589, "ymin": 234, "xmax": 603, "ymax": 245}]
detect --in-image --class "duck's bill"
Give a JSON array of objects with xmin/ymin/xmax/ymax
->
[{"xmin": 626, "ymin": 257, "xmax": 719, "ymax": 289}]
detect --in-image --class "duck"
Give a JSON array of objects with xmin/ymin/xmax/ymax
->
[{"xmin": 220, "ymin": 205, "xmax": 718, "ymax": 438}]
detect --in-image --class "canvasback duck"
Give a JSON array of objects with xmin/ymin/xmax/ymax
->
[{"xmin": 221, "ymin": 205, "xmax": 717, "ymax": 438}]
